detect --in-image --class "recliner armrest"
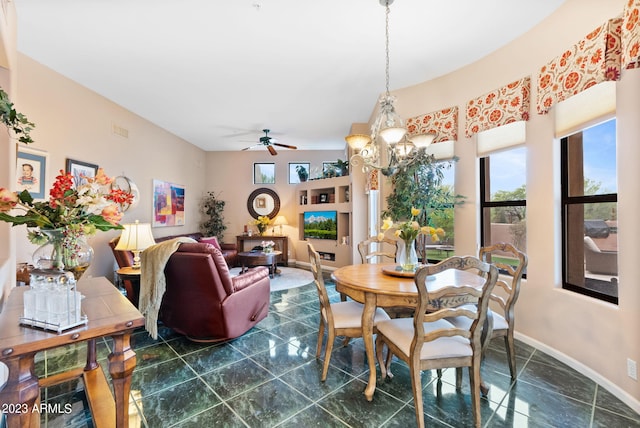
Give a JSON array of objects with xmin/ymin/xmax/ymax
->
[{"xmin": 232, "ymin": 266, "xmax": 269, "ymax": 292}]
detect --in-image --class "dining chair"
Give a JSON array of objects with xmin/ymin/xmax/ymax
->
[
  {"xmin": 357, "ymin": 235, "xmax": 398, "ymax": 264},
  {"xmin": 375, "ymin": 256, "xmax": 498, "ymax": 428},
  {"xmin": 447, "ymin": 242, "xmax": 527, "ymax": 380},
  {"xmin": 308, "ymin": 243, "xmax": 390, "ymax": 381}
]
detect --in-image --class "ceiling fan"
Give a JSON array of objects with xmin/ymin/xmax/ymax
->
[{"xmin": 241, "ymin": 129, "xmax": 297, "ymax": 156}]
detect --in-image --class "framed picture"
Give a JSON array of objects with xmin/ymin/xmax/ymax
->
[
  {"xmin": 16, "ymin": 146, "xmax": 47, "ymax": 199},
  {"xmin": 256, "ymin": 196, "xmax": 266, "ymax": 208},
  {"xmin": 319, "ymin": 193, "xmax": 329, "ymax": 203},
  {"xmin": 152, "ymin": 179, "xmax": 185, "ymax": 227},
  {"xmin": 289, "ymin": 162, "xmax": 310, "ymax": 184},
  {"xmin": 323, "ymin": 161, "xmax": 339, "ymax": 178},
  {"xmin": 254, "ymin": 163, "xmax": 275, "ymax": 184},
  {"xmin": 65, "ymin": 158, "xmax": 98, "ymax": 188}
]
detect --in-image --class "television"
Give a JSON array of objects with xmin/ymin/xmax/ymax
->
[{"xmin": 303, "ymin": 211, "xmax": 338, "ymax": 240}]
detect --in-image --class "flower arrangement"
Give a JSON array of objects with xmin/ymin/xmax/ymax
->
[
  {"xmin": 380, "ymin": 207, "xmax": 446, "ymax": 271},
  {"xmin": 0, "ymin": 168, "xmax": 132, "ymax": 242},
  {"xmin": 379, "ymin": 207, "xmax": 445, "ymax": 243},
  {"xmin": 261, "ymin": 240, "xmax": 276, "ymax": 253},
  {"xmin": 252, "ymin": 215, "xmax": 270, "ymax": 235}
]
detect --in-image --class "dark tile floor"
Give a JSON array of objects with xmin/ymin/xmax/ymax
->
[{"xmin": 26, "ymin": 278, "xmax": 640, "ymax": 427}]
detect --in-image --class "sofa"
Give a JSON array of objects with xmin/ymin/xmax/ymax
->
[
  {"xmin": 157, "ymin": 242, "xmax": 270, "ymax": 342},
  {"xmin": 109, "ymin": 232, "xmax": 239, "ymax": 305}
]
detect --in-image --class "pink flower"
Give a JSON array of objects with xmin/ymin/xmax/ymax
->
[{"xmin": 0, "ymin": 188, "xmax": 18, "ymax": 213}]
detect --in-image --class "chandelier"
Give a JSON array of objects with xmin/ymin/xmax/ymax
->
[{"xmin": 346, "ymin": 0, "xmax": 435, "ymax": 177}]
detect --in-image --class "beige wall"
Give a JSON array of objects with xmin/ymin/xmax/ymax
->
[
  {"xmin": 370, "ymin": 0, "xmax": 639, "ymax": 409},
  {"xmin": 205, "ymin": 148, "xmax": 346, "ymax": 262},
  {"xmin": 13, "ymin": 54, "xmax": 209, "ymax": 283}
]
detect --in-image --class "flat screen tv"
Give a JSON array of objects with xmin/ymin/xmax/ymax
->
[{"xmin": 303, "ymin": 211, "xmax": 337, "ymax": 240}]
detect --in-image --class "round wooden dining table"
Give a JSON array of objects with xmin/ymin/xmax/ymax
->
[{"xmin": 331, "ymin": 262, "xmax": 491, "ymax": 401}]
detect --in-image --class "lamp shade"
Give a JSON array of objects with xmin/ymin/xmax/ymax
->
[
  {"xmin": 345, "ymin": 134, "xmax": 372, "ymax": 151},
  {"xmin": 115, "ymin": 221, "xmax": 156, "ymax": 252},
  {"xmin": 273, "ymin": 216, "xmax": 289, "ymax": 226}
]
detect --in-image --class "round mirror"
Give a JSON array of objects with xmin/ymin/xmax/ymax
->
[{"xmin": 247, "ymin": 188, "xmax": 280, "ymax": 219}]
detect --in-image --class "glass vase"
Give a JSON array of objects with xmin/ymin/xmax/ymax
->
[
  {"xmin": 257, "ymin": 224, "xmax": 267, "ymax": 236},
  {"xmin": 32, "ymin": 228, "xmax": 94, "ymax": 281},
  {"xmin": 397, "ymin": 238, "xmax": 418, "ymax": 272}
]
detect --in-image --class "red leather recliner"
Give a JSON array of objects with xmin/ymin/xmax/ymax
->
[{"xmin": 159, "ymin": 242, "xmax": 270, "ymax": 342}]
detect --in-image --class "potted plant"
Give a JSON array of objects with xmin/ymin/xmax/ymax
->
[
  {"xmin": 296, "ymin": 165, "xmax": 308, "ymax": 182},
  {"xmin": 199, "ymin": 191, "xmax": 227, "ymax": 240}
]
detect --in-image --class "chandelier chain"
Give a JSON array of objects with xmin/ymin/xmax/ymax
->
[{"xmin": 385, "ymin": 2, "xmax": 391, "ymax": 97}]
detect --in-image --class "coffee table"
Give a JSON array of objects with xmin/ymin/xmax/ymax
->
[{"xmin": 238, "ymin": 251, "xmax": 282, "ymax": 278}]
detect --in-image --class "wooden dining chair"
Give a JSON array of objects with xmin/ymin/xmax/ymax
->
[
  {"xmin": 308, "ymin": 243, "xmax": 390, "ymax": 381},
  {"xmin": 357, "ymin": 235, "xmax": 398, "ymax": 264},
  {"xmin": 446, "ymin": 242, "xmax": 528, "ymax": 381},
  {"xmin": 375, "ymin": 256, "xmax": 498, "ymax": 428}
]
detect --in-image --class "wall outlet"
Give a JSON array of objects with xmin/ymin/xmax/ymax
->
[{"xmin": 627, "ymin": 358, "xmax": 637, "ymax": 380}]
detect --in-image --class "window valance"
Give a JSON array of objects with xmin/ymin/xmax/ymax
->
[
  {"xmin": 622, "ymin": 0, "xmax": 640, "ymax": 69},
  {"xmin": 465, "ymin": 76, "xmax": 530, "ymax": 138},
  {"xmin": 405, "ymin": 106, "xmax": 458, "ymax": 144},
  {"xmin": 537, "ymin": 17, "xmax": 623, "ymax": 114}
]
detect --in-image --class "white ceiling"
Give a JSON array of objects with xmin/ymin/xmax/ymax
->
[{"xmin": 14, "ymin": 0, "xmax": 566, "ymax": 152}]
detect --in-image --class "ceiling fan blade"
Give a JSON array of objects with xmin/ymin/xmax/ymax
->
[
  {"xmin": 242, "ymin": 144, "xmax": 261, "ymax": 151},
  {"xmin": 267, "ymin": 145, "xmax": 278, "ymax": 156},
  {"xmin": 273, "ymin": 142, "xmax": 297, "ymax": 150}
]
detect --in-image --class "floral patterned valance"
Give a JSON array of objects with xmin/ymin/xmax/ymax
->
[
  {"xmin": 537, "ymin": 18, "xmax": 623, "ymax": 114},
  {"xmin": 464, "ymin": 76, "xmax": 530, "ymax": 138},
  {"xmin": 622, "ymin": 0, "xmax": 640, "ymax": 69},
  {"xmin": 405, "ymin": 106, "xmax": 458, "ymax": 143}
]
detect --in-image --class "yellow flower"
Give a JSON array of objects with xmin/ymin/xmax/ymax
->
[
  {"xmin": 394, "ymin": 230, "xmax": 402, "ymax": 238},
  {"xmin": 381, "ymin": 218, "xmax": 394, "ymax": 230},
  {"xmin": 377, "ymin": 232, "xmax": 385, "ymax": 241},
  {"xmin": 411, "ymin": 207, "xmax": 420, "ymax": 217}
]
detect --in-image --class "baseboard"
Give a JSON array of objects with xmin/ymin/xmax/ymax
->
[{"xmin": 515, "ymin": 332, "xmax": 640, "ymax": 414}]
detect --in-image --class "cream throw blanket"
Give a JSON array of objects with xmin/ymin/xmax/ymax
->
[{"xmin": 140, "ymin": 237, "xmax": 196, "ymax": 339}]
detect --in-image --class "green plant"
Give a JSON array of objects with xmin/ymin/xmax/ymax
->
[
  {"xmin": 199, "ymin": 191, "xmax": 227, "ymax": 240},
  {"xmin": 296, "ymin": 165, "xmax": 308, "ymax": 182},
  {"xmin": 0, "ymin": 88, "xmax": 35, "ymax": 144},
  {"xmin": 382, "ymin": 151, "xmax": 464, "ymax": 229}
]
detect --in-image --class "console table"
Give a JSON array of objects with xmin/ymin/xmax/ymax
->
[
  {"xmin": 236, "ymin": 235, "xmax": 288, "ymax": 266},
  {"xmin": 0, "ymin": 277, "xmax": 144, "ymax": 427}
]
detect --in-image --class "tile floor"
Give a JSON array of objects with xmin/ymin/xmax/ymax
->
[{"xmin": 26, "ymin": 277, "xmax": 640, "ymax": 427}]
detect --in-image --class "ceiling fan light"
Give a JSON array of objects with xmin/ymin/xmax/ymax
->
[
  {"xmin": 409, "ymin": 133, "xmax": 436, "ymax": 148},
  {"xmin": 345, "ymin": 134, "xmax": 372, "ymax": 151}
]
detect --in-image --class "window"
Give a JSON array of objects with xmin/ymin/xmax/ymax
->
[
  {"xmin": 480, "ymin": 146, "xmax": 527, "ymax": 269},
  {"xmin": 424, "ymin": 161, "xmax": 456, "ymax": 262},
  {"xmin": 561, "ymin": 118, "xmax": 618, "ymax": 304}
]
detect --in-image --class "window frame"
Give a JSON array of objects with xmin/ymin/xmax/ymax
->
[{"xmin": 560, "ymin": 129, "xmax": 618, "ymax": 305}]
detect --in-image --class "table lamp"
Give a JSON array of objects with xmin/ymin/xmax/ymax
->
[
  {"xmin": 114, "ymin": 220, "xmax": 156, "ymax": 269},
  {"xmin": 273, "ymin": 215, "xmax": 288, "ymax": 235}
]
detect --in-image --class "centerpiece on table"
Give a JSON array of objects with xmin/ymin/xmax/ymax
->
[
  {"xmin": 0, "ymin": 168, "xmax": 133, "ymax": 280},
  {"xmin": 261, "ymin": 240, "xmax": 276, "ymax": 253},
  {"xmin": 380, "ymin": 207, "xmax": 445, "ymax": 272},
  {"xmin": 252, "ymin": 215, "xmax": 271, "ymax": 236}
]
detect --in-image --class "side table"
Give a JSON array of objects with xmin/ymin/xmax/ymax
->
[
  {"xmin": 0, "ymin": 276, "xmax": 145, "ymax": 427},
  {"xmin": 117, "ymin": 266, "xmax": 141, "ymax": 307}
]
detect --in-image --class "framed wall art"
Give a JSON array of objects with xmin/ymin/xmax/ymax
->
[
  {"xmin": 254, "ymin": 163, "xmax": 275, "ymax": 184},
  {"xmin": 65, "ymin": 158, "xmax": 98, "ymax": 188},
  {"xmin": 288, "ymin": 162, "xmax": 310, "ymax": 184},
  {"xmin": 16, "ymin": 146, "xmax": 48, "ymax": 199},
  {"xmin": 152, "ymin": 179, "xmax": 185, "ymax": 227}
]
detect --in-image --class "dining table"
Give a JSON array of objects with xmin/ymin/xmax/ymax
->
[{"xmin": 331, "ymin": 262, "xmax": 492, "ymax": 401}]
